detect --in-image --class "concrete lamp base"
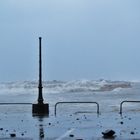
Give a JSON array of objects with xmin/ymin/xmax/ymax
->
[{"xmin": 32, "ymin": 103, "xmax": 49, "ymax": 116}]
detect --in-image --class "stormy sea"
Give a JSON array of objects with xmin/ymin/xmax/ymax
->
[
  {"xmin": 0, "ymin": 79, "xmax": 137, "ymax": 113},
  {"xmin": 0, "ymin": 79, "xmax": 140, "ymax": 139}
]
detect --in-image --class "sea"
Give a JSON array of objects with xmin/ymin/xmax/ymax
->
[
  {"xmin": 0, "ymin": 79, "xmax": 137, "ymax": 113},
  {"xmin": 0, "ymin": 79, "xmax": 140, "ymax": 139}
]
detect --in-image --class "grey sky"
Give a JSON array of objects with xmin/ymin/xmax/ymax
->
[{"xmin": 0, "ymin": 0, "xmax": 140, "ymax": 82}]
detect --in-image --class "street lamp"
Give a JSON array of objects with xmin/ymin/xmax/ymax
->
[{"xmin": 32, "ymin": 37, "xmax": 49, "ymax": 116}]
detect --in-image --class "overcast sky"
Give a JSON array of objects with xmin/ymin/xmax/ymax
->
[{"xmin": 0, "ymin": 0, "xmax": 140, "ymax": 82}]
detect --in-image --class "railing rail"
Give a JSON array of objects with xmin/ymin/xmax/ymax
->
[
  {"xmin": 0, "ymin": 103, "xmax": 32, "ymax": 105},
  {"xmin": 54, "ymin": 101, "xmax": 100, "ymax": 116},
  {"xmin": 120, "ymin": 100, "xmax": 140, "ymax": 115}
]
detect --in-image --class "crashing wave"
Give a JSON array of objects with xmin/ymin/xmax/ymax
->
[{"xmin": 0, "ymin": 80, "xmax": 131, "ymax": 93}]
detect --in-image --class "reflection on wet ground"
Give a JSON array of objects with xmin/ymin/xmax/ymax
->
[{"xmin": 0, "ymin": 107, "xmax": 140, "ymax": 140}]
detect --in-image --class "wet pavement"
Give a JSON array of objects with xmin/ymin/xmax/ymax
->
[
  {"xmin": 0, "ymin": 105, "xmax": 140, "ymax": 140},
  {"xmin": 0, "ymin": 82, "xmax": 140, "ymax": 139}
]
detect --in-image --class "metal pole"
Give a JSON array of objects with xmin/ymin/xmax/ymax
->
[
  {"xmin": 32, "ymin": 37, "xmax": 49, "ymax": 116},
  {"xmin": 38, "ymin": 37, "xmax": 44, "ymax": 104}
]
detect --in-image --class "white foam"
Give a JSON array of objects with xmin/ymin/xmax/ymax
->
[{"xmin": 0, "ymin": 80, "xmax": 131, "ymax": 94}]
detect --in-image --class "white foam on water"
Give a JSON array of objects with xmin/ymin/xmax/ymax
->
[{"xmin": 0, "ymin": 79, "xmax": 132, "ymax": 94}]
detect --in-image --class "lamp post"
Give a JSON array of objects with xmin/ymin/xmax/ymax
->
[
  {"xmin": 32, "ymin": 37, "xmax": 49, "ymax": 116},
  {"xmin": 38, "ymin": 37, "xmax": 43, "ymax": 104}
]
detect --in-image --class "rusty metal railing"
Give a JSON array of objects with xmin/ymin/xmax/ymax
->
[
  {"xmin": 120, "ymin": 100, "xmax": 140, "ymax": 115},
  {"xmin": 54, "ymin": 101, "xmax": 100, "ymax": 116}
]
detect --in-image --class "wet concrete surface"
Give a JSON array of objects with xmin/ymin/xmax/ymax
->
[
  {"xmin": 0, "ymin": 82, "xmax": 140, "ymax": 139},
  {"xmin": 0, "ymin": 108, "xmax": 140, "ymax": 140}
]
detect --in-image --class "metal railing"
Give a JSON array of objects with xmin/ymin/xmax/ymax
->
[
  {"xmin": 0, "ymin": 103, "xmax": 32, "ymax": 105},
  {"xmin": 54, "ymin": 101, "xmax": 100, "ymax": 116},
  {"xmin": 120, "ymin": 100, "xmax": 140, "ymax": 115}
]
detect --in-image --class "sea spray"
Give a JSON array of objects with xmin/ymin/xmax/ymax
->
[{"xmin": 0, "ymin": 80, "xmax": 131, "ymax": 94}]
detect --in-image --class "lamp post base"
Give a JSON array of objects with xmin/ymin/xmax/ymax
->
[{"xmin": 32, "ymin": 103, "xmax": 49, "ymax": 116}]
